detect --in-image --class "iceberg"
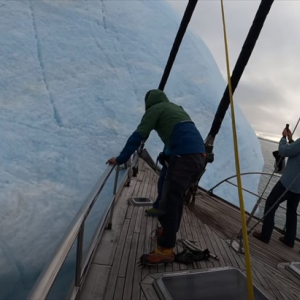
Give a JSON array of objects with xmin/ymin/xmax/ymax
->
[{"xmin": 0, "ymin": 1, "xmax": 263, "ymax": 299}]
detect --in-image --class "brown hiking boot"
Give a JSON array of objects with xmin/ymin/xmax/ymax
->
[
  {"xmin": 279, "ymin": 236, "xmax": 294, "ymax": 248},
  {"xmin": 252, "ymin": 231, "xmax": 269, "ymax": 244},
  {"xmin": 139, "ymin": 246, "xmax": 174, "ymax": 265}
]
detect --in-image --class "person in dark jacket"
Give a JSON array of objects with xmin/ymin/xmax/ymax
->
[
  {"xmin": 253, "ymin": 127, "xmax": 300, "ymax": 248},
  {"xmin": 107, "ymin": 89, "xmax": 206, "ymax": 264}
]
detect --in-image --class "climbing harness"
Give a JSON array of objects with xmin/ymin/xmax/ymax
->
[
  {"xmin": 175, "ymin": 247, "xmax": 210, "ymax": 264},
  {"xmin": 177, "ymin": 239, "xmax": 215, "ymax": 262},
  {"xmin": 138, "ymin": 252, "xmax": 174, "ymax": 266}
]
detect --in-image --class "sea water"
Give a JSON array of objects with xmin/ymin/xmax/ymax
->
[{"xmin": 257, "ymin": 138, "xmax": 300, "ymax": 238}]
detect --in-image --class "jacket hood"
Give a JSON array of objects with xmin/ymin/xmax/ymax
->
[{"xmin": 144, "ymin": 89, "xmax": 169, "ymax": 110}]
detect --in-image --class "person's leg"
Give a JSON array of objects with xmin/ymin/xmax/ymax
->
[
  {"xmin": 261, "ymin": 180, "xmax": 287, "ymax": 240},
  {"xmin": 141, "ymin": 154, "xmax": 204, "ymax": 265},
  {"xmin": 153, "ymin": 166, "xmax": 167, "ymax": 209},
  {"xmin": 145, "ymin": 166, "xmax": 167, "ymax": 216},
  {"xmin": 284, "ymin": 192, "xmax": 300, "ymax": 246},
  {"xmin": 176, "ymin": 156, "xmax": 205, "ymax": 231},
  {"xmin": 157, "ymin": 158, "xmax": 186, "ymax": 248},
  {"xmin": 141, "ymin": 164, "xmax": 178, "ymax": 264},
  {"xmin": 158, "ymin": 154, "xmax": 205, "ymax": 248}
]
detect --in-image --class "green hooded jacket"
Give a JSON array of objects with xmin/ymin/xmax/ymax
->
[
  {"xmin": 116, "ymin": 89, "xmax": 205, "ymax": 165},
  {"xmin": 136, "ymin": 89, "xmax": 191, "ymax": 149}
]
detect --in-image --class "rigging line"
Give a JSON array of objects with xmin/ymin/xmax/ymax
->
[
  {"xmin": 220, "ymin": 1, "xmax": 254, "ymax": 300},
  {"xmin": 293, "ymin": 117, "xmax": 300, "ymax": 135},
  {"xmin": 139, "ymin": 0, "xmax": 198, "ymax": 152},
  {"xmin": 237, "ymin": 117, "xmax": 300, "ymax": 238},
  {"xmin": 158, "ymin": 0, "xmax": 198, "ymax": 91},
  {"xmin": 206, "ymin": 0, "xmax": 274, "ymax": 144}
]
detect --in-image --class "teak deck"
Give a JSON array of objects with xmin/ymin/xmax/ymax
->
[{"xmin": 78, "ymin": 160, "xmax": 300, "ymax": 300}]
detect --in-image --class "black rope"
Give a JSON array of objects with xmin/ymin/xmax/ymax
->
[
  {"xmin": 139, "ymin": 1, "xmax": 197, "ymax": 151},
  {"xmin": 158, "ymin": 0, "xmax": 198, "ymax": 91},
  {"xmin": 207, "ymin": 0, "xmax": 274, "ymax": 139}
]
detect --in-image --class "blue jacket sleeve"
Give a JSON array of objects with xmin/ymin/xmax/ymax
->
[
  {"xmin": 116, "ymin": 131, "xmax": 144, "ymax": 165},
  {"xmin": 279, "ymin": 137, "xmax": 300, "ymax": 157}
]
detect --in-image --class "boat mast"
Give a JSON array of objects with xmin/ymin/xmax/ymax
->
[
  {"xmin": 158, "ymin": 0, "xmax": 198, "ymax": 91},
  {"xmin": 205, "ymin": 0, "xmax": 274, "ymax": 162},
  {"xmin": 140, "ymin": 0, "xmax": 198, "ymax": 152}
]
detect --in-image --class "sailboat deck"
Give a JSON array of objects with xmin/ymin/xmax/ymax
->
[{"xmin": 78, "ymin": 160, "xmax": 300, "ymax": 300}]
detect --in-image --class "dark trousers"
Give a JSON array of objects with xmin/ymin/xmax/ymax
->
[
  {"xmin": 158, "ymin": 154, "xmax": 205, "ymax": 248},
  {"xmin": 261, "ymin": 180, "xmax": 300, "ymax": 245},
  {"xmin": 153, "ymin": 166, "xmax": 167, "ymax": 209}
]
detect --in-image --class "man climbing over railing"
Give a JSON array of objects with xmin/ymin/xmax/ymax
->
[
  {"xmin": 253, "ymin": 126, "xmax": 300, "ymax": 248},
  {"xmin": 107, "ymin": 89, "xmax": 206, "ymax": 265}
]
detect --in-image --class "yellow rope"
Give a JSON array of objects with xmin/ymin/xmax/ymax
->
[{"xmin": 220, "ymin": 1, "xmax": 254, "ymax": 299}]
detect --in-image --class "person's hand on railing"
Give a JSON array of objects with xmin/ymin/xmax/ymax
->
[{"xmin": 106, "ymin": 157, "xmax": 119, "ymax": 165}]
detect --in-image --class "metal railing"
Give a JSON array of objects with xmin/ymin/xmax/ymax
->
[
  {"xmin": 207, "ymin": 171, "xmax": 300, "ymax": 217},
  {"xmin": 27, "ymin": 153, "xmax": 137, "ymax": 300},
  {"xmin": 207, "ymin": 172, "xmax": 300, "ymax": 253},
  {"xmin": 207, "ymin": 171, "xmax": 300, "ymax": 249}
]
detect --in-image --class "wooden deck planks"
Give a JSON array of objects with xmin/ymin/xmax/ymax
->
[
  {"xmin": 123, "ymin": 232, "xmax": 139, "ymax": 300},
  {"xmin": 113, "ymin": 278, "xmax": 125, "ymax": 300},
  {"xmin": 193, "ymin": 191, "xmax": 300, "ymax": 263},
  {"xmin": 77, "ymin": 264, "xmax": 111, "ymax": 300},
  {"xmin": 104, "ymin": 218, "xmax": 130, "ymax": 300},
  {"xmin": 186, "ymin": 209, "xmax": 208, "ymax": 269},
  {"xmin": 132, "ymin": 207, "xmax": 149, "ymax": 300},
  {"xmin": 79, "ymin": 160, "xmax": 300, "ymax": 300},
  {"xmin": 118, "ymin": 206, "xmax": 138, "ymax": 277}
]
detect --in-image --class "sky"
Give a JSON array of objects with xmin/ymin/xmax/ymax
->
[
  {"xmin": 0, "ymin": 1, "xmax": 264, "ymax": 299},
  {"xmin": 169, "ymin": 0, "xmax": 300, "ymax": 142}
]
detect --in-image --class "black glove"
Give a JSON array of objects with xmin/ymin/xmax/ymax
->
[{"xmin": 157, "ymin": 152, "xmax": 168, "ymax": 167}]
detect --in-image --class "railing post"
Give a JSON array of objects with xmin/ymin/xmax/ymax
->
[
  {"xmin": 75, "ymin": 224, "xmax": 85, "ymax": 287},
  {"xmin": 27, "ymin": 165, "xmax": 121, "ymax": 300},
  {"xmin": 132, "ymin": 150, "xmax": 139, "ymax": 177},
  {"xmin": 125, "ymin": 158, "xmax": 132, "ymax": 187},
  {"xmin": 106, "ymin": 166, "xmax": 120, "ymax": 230}
]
